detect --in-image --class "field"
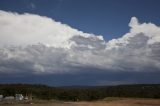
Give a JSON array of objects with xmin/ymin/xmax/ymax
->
[{"xmin": 1, "ymin": 98, "xmax": 160, "ymax": 106}]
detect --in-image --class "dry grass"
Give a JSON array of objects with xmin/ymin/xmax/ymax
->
[{"xmin": 1, "ymin": 98, "xmax": 160, "ymax": 106}]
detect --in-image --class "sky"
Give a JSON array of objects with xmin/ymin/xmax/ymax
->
[
  {"xmin": 1, "ymin": 0, "xmax": 160, "ymax": 40},
  {"xmin": 0, "ymin": 0, "xmax": 160, "ymax": 86}
]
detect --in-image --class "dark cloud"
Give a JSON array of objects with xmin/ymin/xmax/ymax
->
[
  {"xmin": 0, "ymin": 69, "xmax": 160, "ymax": 86},
  {"xmin": 0, "ymin": 11, "xmax": 160, "ymax": 85}
]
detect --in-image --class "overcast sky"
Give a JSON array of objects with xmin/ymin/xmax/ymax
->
[{"xmin": 0, "ymin": 0, "xmax": 160, "ymax": 86}]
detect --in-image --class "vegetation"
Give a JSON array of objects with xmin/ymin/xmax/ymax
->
[{"xmin": 0, "ymin": 84, "xmax": 160, "ymax": 101}]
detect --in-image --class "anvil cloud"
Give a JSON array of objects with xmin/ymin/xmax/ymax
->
[{"xmin": 0, "ymin": 10, "xmax": 160, "ymax": 75}]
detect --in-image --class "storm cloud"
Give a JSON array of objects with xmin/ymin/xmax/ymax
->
[{"xmin": 0, "ymin": 10, "xmax": 160, "ymax": 77}]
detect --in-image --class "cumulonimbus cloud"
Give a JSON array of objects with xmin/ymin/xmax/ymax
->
[{"xmin": 0, "ymin": 10, "xmax": 160, "ymax": 75}]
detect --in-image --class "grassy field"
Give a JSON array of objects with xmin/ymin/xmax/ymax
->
[{"xmin": 1, "ymin": 98, "xmax": 160, "ymax": 106}]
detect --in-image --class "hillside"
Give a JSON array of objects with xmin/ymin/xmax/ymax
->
[{"xmin": 0, "ymin": 84, "xmax": 160, "ymax": 101}]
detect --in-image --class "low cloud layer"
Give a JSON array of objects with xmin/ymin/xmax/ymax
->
[{"xmin": 0, "ymin": 10, "xmax": 160, "ymax": 76}]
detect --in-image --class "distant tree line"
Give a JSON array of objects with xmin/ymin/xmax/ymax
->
[{"xmin": 0, "ymin": 84, "xmax": 160, "ymax": 101}]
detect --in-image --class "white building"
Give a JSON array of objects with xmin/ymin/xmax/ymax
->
[
  {"xmin": 15, "ymin": 94, "xmax": 24, "ymax": 101},
  {"xmin": 24, "ymin": 96, "xmax": 28, "ymax": 100},
  {"xmin": 0, "ymin": 95, "xmax": 3, "ymax": 101},
  {"xmin": 4, "ymin": 96, "xmax": 14, "ymax": 100}
]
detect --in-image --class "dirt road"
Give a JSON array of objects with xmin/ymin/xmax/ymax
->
[{"xmin": 1, "ymin": 98, "xmax": 160, "ymax": 106}]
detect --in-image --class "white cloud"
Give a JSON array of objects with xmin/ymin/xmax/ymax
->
[
  {"xmin": 0, "ymin": 10, "xmax": 160, "ymax": 75},
  {"xmin": 30, "ymin": 3, "xmax": 36, "ymax": 9},
  {"xmin": 0, "ymin": 10, "xmax": 103, "ymax": 48},
  {"xmin": 129, "ymin": 17, "xmax": 139, "ymax": 27}
]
